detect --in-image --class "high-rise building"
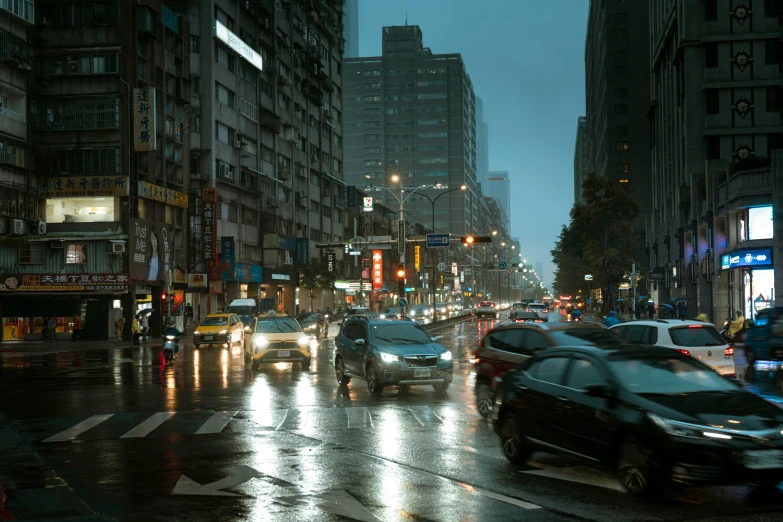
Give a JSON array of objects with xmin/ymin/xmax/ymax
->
[
  {"xmin": 486, "ymin": 171, "xmax": 511, "ymax": 230},
  {"xmin": 180, "ymin": 0, "xmax": 346, "ymax": 314},
  {"xmin": 343, "ymin": 25, "xmax": 477, "ymax": 235},
  {"xmin": 343, "ymin": 0, "xmax": 359, "ymax": 58},
  {"xmin": 647, "ymin": 1, "xmax": 782, "ymax": 319},
  {"xmin": 585, "ymin": 0, "xmax": 651, "ymax": 232},
  {"xmin": 573, "ymin": 116, "xmax": 587, "ymax": 204},
  {"xmin": 476, "ymin": 97, "xmax": 489, "ymax": 189}
]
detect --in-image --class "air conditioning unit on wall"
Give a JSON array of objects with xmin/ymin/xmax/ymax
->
[
  {"xmin": 112, "ymin": 243, "xmax": 126, "ymax": 253},
  {"xmin": 11, "ymin": 219, "xmax": 25, "ymax": 235}
]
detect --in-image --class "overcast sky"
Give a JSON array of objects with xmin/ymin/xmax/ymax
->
[{"xmin": 358, "ymin": 0, "xmax": 589, "ymax": 285}]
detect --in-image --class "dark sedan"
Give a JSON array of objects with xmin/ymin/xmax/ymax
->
[
  {"xmin": 296, "ymin": 312, "xmax": 328, "ymax": 339},
  {"xmin": 492, "ymin": 345, "xmax": 783, "ymax": 496}
]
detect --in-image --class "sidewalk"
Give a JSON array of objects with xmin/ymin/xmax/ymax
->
[{"xmin": 0, "ymin": 334, "xmax": 194, "ymax": 354}]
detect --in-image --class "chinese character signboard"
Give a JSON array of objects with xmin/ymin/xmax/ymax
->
[
  {"xmin": 0, "ymin": 274, "xmax": 129, "ymax": 292},
  {"xmin": 139, "ymin": 181, "xmax": 188, "ymax": 208},
  {"xmin": 187, "ymin": 274, "xmax": 208, "ymax": 288},
  {"xmin": 228, "ymin": 263, "xmax": 263, "ymax": 283},
  {"xmin": 372, "ymin": 250, "xmax": 383, "ymax": 290},
  {"xmin": 220, "ymin": 237, "xmax": 235, "ymax": 280},
  {"xmin": 130, "ymin": 219, "xmax": 172, "ymax": 281},
  {"xmin": 38, "ymin": 176, "xmax": 129, "ymax": 198},
  {"xmin": 133, "ymin": 87, "xmax": 157, "ymax": 151},
  {"xmin": 414, "ymin": 246, "xmax": 421, "ymax": 271},
  {"xmin": 346, "ymin": 186, "xmax": 357, "ymax": 208},
  {"xmin": 295, "ymin": 238, "xmax": 309, "ymax": 267},
  {"xmin": 202, "ymin": 188, "xmax": 218, "ymax": 263}
]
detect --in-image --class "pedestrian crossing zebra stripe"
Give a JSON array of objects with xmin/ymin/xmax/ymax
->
[{"xmin": 41, "ymin": 404, "xmax": 482, "ymax": 442}]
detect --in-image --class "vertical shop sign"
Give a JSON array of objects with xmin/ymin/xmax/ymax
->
[
  {"xmin": 372, "ymin": 250, "xmax": 383, "ymax": 291},
  {"xmin": 133, "ymin": 87, "xmax": 157, "ymax": 151},
  {"xmin": 203, "ymin": 188, "xmax": 218, "ymax": 262}
]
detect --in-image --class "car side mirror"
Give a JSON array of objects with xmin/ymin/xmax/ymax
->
[
  {"xmin": 583, "ymin": 384, "xmax": 610, "ymax": 398},
  {"xmin": 355, "ymin": 338, "xmax": 366, "ymax": 346}
]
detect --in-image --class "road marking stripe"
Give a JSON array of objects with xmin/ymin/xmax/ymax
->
[
  {"xmin": 195, "ymin": 411, "xmax": 238, "ymax": 435},
  {"xmin": 345, "ymin": 407, "xmax": 372, "ymax": 429},
  {"xmin": 408, "ymin": 406, "xmax": 442, "ymax": 426},
  {"xmin": 120, "ymin": 412, "xmax": 176, "ymax": 438},
  {"xmin": 521, "ymin": 464, "xmax": 624, "ymax": 492},
  {"xmin": 43, "ymin": 414, "xmax": 114, "ymax": 442}
]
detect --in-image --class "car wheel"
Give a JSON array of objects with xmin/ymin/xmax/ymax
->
[
  {"xmin": 366, "ymin": 364, "xmax": 384, "ymax": 394},
  {"xmin": 745, "ymin": 346, "xmax": 757, "ymax": 365},
  {"xmin": 434, "ymin": 383, "xmax": 449, "ymax": 395},
  {"xmin": 500, "ymin": 412, "xmax": 530, "ymax": 464},
  {"xmin": 301, "ymin": 357, "xmax": 311, "ymax": 371},
  {"xmin": 476, "ymin": 383, "xmax": 494, "ymax": 418},
  {"xmin": 335, "ymin": 357, "xmax": 351, "ymax": 386},
  {"xmin": 194, "ymin": 343, "xmax": 200, "ymax": 349},
  {"xmin": 617, "ymin": 437, "xmax": 660, "ymax": 497}
]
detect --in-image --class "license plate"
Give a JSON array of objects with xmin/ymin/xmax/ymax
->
[
  {"xmin": 745, "ymin": 449, "xmax": 783, "ymax": 469},
  {"xmin": 413, "ymin": 369, "xmax": 431, "ymax": 378},
  {"xmin": 204, "ymin": 336, "xmax": 213, "ymax": 341},
  {"xmin": 278, "ymin": 350, "xmax": 290, "ymax": 357}
]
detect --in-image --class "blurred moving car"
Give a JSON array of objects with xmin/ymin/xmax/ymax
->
[
  {"xmin": 334, "ymin": 317, "xmax": 454, "ymax": 393},
  {"xmin": 345, "ymin": 307, "xmax": 369, "ymax": 319},
  {"xmin": 434, "ymin": 302, "xmax": 451, "ymax": 318},
  {"xmin": 526, "ymin": 302, "xmax": 548, "ymax": 319},
  {"xmin": 193, "ymin": 313, "xmax": 245, "ymax": 348},
  {"xmin": 381, "ymin": 307, "xmax": 404, "ymax": 320},
  {"xmin": 473, "ymin": 322, "xmax": 623, "ymax": 417},
  {"xmin": 743, "ymin": 306, "xmax": 783, "ymax": 364},
  {"xmin": 475, "ymin": 301, "xmax": 498, "ymax": 319},
  {"xmin": 609, "ymin": 320, "xmax": 735, "ymax": 376},
  {"xmin": 509, "ymin": 302, "xmax": 526, "ymax": 320},
  {"xmin": 244, "ymin": 315, "xmax": 311, "ymax": 370},
  {"xmin": 296, "ymin": 312, "xmax": 328, "ymax": 339},
  {"xmin": 408, "ymin": 304, "xmax": 432, "ymax": 320},
  {"xmin": 512, "ymin": 311, "xmax": 546, "ymax": 323},
  {"xmin": 492, "ymin": 345, "xmax": 783, "ymax": 496}
]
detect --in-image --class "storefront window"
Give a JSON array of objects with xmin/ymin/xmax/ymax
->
[
  {"xmin": 45, "ymin": 197, "xmax": 117, "ymax": 223},
  {"xmin": 65, "ymin": 244, "xmax": 87, "ymax": 264},
  {"xmin": 748, "ymin": 206, "xmax": 773, "ymax": 240},
  {"xmin": 743, "ymin": 268, "xmax": 775, "ymax": 321}
]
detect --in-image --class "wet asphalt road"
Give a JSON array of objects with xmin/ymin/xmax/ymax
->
[{"xmin": 1, "ymin": 314, "xmax": 783, "ymax": 521}]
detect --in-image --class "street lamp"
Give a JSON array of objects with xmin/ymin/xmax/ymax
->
[{"xmin": 416, "ymin": 184, "xmax": 467, "ymax": 320}]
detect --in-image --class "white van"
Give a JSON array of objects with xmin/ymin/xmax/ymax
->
[{"xmin": 226, "ymin": 299, "xmax": 257, "ymax": 327}]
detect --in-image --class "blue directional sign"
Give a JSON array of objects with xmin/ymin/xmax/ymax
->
[
  {"xmin": 721, "ymin": 248, "xmax": 773, "ymax": 270},
  {"xmin": 426, "ymin": 233, "xmax": 451, "ymax": 248},
  {"xmin": 498, "ymin": 261, "xmax": 507, "ymax": 270},
  {"xmin": 399, "ymin": 298, "xmax": 408, "ymax": 307}
]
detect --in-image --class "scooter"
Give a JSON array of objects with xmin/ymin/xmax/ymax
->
[{"xmin": 163, "ymin": 333, "xmax": 181, "ymax": 362}]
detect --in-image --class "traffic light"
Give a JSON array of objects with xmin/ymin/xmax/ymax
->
[
  {"xmin": 396, "ymin": 264, "xmax": 405, "ymax": 293},
  {"xmin": 460, "ymin": 235, "xmax": 492, "ymax": 244},
  {"xmin": 161, "ymin": 293, "xmax": 167, "ymax": 302}
]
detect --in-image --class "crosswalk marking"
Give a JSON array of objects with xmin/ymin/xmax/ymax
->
[
  {"xmin": 43, "ymin": 414, "xmax": 114, "ymax": 442},
  {"xmin": 345, "ymin": 407, "xmax": 372, "ymax": 429},
  {"xmin": 408, "ymin": 406, "xmax": 442, "ymax": 427},
  {"xmin": 196, "ymin": 411, "xmax": 238, "ymax": 435},
  {"xmin": 278, "ymin": 408, "xmax": 312, "ymax": 430},
  {"xmin": 120, "ymin": 412, "xmax": 176, "ymax": 438}
]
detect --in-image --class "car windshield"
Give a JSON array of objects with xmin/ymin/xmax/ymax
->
[
  {"xmin": 528, "ymin": 304, "xmax": 546, "ymax": 310},
  {"xmin": 668, "ymin": 326, "xmax": 724, "ymax": 346},
  {"xmin": 372, "ymin": 324, "xmax": 432, "ymax": 345},
  {"xmin": 254, "ymin": 318, "xmax": 302, "ymax": 333},
  {"xmin": 200, "ymin": 317, "xmax": 228, "ymax": 326},
  {"xmin": 548, "ymin": 328, "xmax": 626, "ymax": 346},
  {"xmin": 609, "ymin": 355, "xmax": 740, "ymax": 394},
  {"xmin": 296, "ymin": 314, "xmax": 315, "ymax": 322}
]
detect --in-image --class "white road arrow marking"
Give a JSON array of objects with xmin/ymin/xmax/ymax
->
[
  {"xmin": 277, "ymin": 489, "xmax": 381, "ymax": 522},
  {"xmin": 171, "ymin": 465, "xmax": 261, "ymax": 496}
]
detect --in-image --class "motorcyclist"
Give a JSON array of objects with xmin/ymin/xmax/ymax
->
[
  {"xmin": 162, "ymin": 319, "xmax": 182, "ymax": 356},
  {"xmin": 603, "ymin": 310, "xmax": 620, "ymax": 327},
  {"xmin": 571, "ymin": 308, "xmax": 582, "ymax": 321},
  {"xmin": 726, "ymin": 310, "xmax": 745, "ymax": 339}
]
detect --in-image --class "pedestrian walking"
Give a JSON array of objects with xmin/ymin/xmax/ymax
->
[
  {"xmin": 132, "ymin": 315, "xmax": 142, "ymax": 345},
  {"xmin": 115, "ymin": 316, "xmax": 125, "ymax": 341},
  {"xmin": 48, "ymin": 316, "xmax": 57, "ymax": 341},
  {"xmin": 42, "ymin": 316, "xmax": 50, "ymax": 341},
  {"xmin": 647, "ymin": 302, "xmax": 655, "ymax": 319},
  {"xmin": 71, "ymin": 314, "xmax": 82, "ymax": 341},
  {"xmin": 679, "ymin": 302, "xmax": 688, "ymax": 320},
  {"xmin": 140, "ymin": 313, "xmax": 149, "ymax": 343}
]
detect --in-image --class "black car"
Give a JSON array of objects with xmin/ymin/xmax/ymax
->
[
  {"xmin": 296, "ymin": 312, "xmax": 328, "ymax": 339},
  {"xmin": 492, "ymin": 345, "xmax": 783, "ymax": 496}
]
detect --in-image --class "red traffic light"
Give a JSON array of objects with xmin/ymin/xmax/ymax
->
[{"xmin": 161, "ymin": 293, "xmax": 167, "ymax": 301}]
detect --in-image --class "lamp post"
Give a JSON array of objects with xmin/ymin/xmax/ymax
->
[{"xmin": 415, "ymin": 184, "xmax": 466, "ymax": 321}]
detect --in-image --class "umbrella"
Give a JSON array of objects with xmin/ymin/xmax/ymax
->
[{"xmin": 660, "ymin": 303, "xmax": 674, "ymax": 310}]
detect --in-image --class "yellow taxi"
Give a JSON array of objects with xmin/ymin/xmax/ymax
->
[
  {"xmin": 193, "ymin": 313, "xmax": 244, "ymax": 348},
  {"xmin": 244, "ymin": 315, "xmax": 311, "ymax": 370}
]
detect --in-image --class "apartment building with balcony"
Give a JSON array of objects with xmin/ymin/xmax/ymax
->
[
  {"xmin": 0, "ymin": 1, "xmax": 191, "ymax": 342},
  {"xmin": 343, "ymin": 25, "xmax": 478, "ymax": 237},
  {"xmin": 178, "ymin": 0, "xmax": 346, "ymax": 315},
  {"xmin": 647, "ymin": 0, "xmax": 783, "ymax": 321}
]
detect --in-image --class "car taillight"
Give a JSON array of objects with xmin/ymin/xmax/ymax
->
[
  {"xmin": 675, "ymin": 349, "xmax": 691, "ymax": 357},
  {"xmin": 478, "ymin": 338, "xmax": 485, "ymax": 348},
  {"xmin": 724, "ymin": 346, "xmax": 734, "ymax": 356},
  {"xmin": 491, "ymin": 304, "xmax": 495, "ymax": 308}
]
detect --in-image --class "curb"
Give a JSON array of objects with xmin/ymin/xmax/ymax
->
[{"xmin": 421, "ymin": 313, "xmax": 475, "ymax": 331}]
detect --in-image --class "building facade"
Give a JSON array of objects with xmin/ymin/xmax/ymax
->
[
  {"xmin": 178, "ymin": 0, "xmax": 346, "ymax": 316},
  {"xmin": 0, "ymin": 0, "xmax": 191, "ymax": 342},
  {"xmin": 343, "ymin": 25, "xmax": 478, "ymax": 237},
  {"xmin": 585, "ymin": 0, "xmax": 651, "ymax": 232},
  {"xmin": 647, "ymin": 0, "xmax": 782, "ymax": 321},
  {"xmin": 486, "ymin": 170, "xmax": 510, "ymax": 230},
  {"xmin": 573, "ymin": 115, "xmax": 587, "ymax": 204},
  {"xmin": 342, "ymin": 0, "xmax": 358, "ymax": 59},
  {"xmin": 475, "ymin": 96, "xmax": 489, "ymax": 190}
]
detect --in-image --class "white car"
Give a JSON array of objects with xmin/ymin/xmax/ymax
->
[
  {"xmin": 526, "ymin": 302, "xmax": 548, "ymax": 318},
  {"xmin": 408, "ymin": 304, "xmax": 432, "ymax": 319},
  {"xmin": 475, "ymin": 301, "xmax": 497, "ymax": 319},
  {"xmin": 609, "ymin": 320, "xmax": 735, "ymax": 376}
]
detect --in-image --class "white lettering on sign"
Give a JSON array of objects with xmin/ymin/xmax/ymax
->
[
  {"xmin": 215, "ymin": 21, "xmax": 263, "ymax": 72},
  {"xmin": 271, "ymin": 273, "xmax": 291, "ymax": 281}
]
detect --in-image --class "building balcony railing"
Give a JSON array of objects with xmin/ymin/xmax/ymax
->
[
  {"xmin": 716, "ymin": 167, "xmax": 773, "ymax": 213},
  {"xmin": 0, "ymin": 106, "xmax": 25, "ymax": 122}
]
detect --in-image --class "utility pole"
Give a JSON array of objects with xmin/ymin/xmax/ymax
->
[{"xmin": 631, "ymin": 262, "xmax": 637, "ymax": 317}]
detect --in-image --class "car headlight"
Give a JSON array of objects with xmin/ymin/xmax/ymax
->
[
  {"xmin": 440, "ymin": 351, "xmax": 453, "ymax": 361},
  {"xmin": 380, "ymin": 314, "xmax": 386, "ymax": 319},
  {"xmin": 252, "ymin": 336, "xmax": 269, "ymax": 348},
  {"xmin": 307, "ymin": 324, "xmax": 316, "ymax": 329},
  {"xmin": 194, "ymin": 330, "xmax": 201, "ymax": 335},
  {"xmin": 647, "ymin": 413, "xmax": 733, "ymax": 440},
  {"xmin": 379, "ymin": 352, "xmax": 399, "ymax": 363},
  {"xmin": 297, "ymin": 336, "xmax": 309, "ymax": 346},
  {"xmin": 219, "ymin": 329, "xmax": 227, "ymax": 335}
]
